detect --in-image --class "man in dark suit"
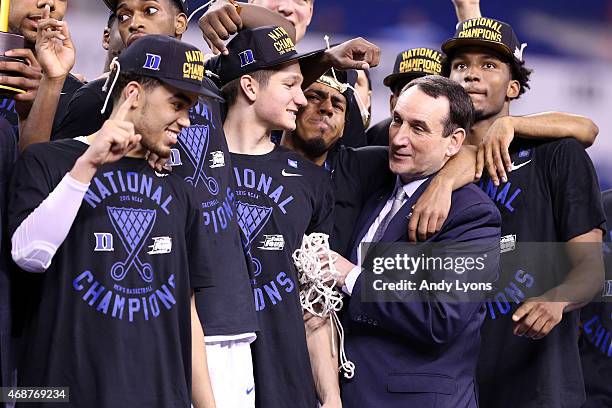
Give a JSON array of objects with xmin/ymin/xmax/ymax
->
[{"xmin": 329, "ymin": 75, "xmax": 501, "ymax": 407}]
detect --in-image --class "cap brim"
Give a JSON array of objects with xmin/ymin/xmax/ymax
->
[
  {"xmin": 383, "ymin": 72, "xmax": 429, "ymax": 88},
  {"xmin": 160, "ymin": 77, "xmax": 224, "ymax": 101},
  {"xmin": 442, "ymin": 38, "xmax": 514, "ymax": 61}
]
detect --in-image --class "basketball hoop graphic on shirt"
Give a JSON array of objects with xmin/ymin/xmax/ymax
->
[
  {"xmin": 236, "ymin": 201, "xmax": 273, "ymax": 278},
  {"xmin": 107, "ymin": 207, "xmax": 157, "ymax": 283},
  {"xmin": 178, "ymin": 124, "xmax": 220, "ymax": 196}
]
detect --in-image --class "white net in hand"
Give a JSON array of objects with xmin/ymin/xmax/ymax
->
[
  {"xmin": 293, "ymin": 233, "xmax": 356, "ymax": 379},
  {"xmin": 293, "ymin": 233, "xmax": 344, "ymax": 317}
]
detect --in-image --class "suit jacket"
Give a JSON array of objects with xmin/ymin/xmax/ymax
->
[{"xmin": 341, "ymin": 179, "xmax": 502, "ymax": 408}]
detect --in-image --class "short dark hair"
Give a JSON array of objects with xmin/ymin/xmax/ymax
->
[
  {"xmin": 221, "ymin": 69, "xmax": 276, "ymax": 107},
  {"xmin": 110, "ymin": 71, "xmax": 163, "ymax": 105},
  {"xmin": 442, "ymin": 50, "xmax": 533, "ymax": 99},
  {"xmin": 403, "ymin": 75, "xmax": 475, "ymax": 137},
  {"xmin": 106, "ymin": 12, "xmax": 116, "ymax": 29}
]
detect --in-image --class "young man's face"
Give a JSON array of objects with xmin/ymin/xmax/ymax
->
[
  {"xmin": 389, "ymin": 87, "xmax": 462, "ymax": 183},
  {"xmin": 254, "ymin": 62, "xmax": 307, "ymax": 132},
  {"xmin": 448, "ymin": 47, "xmax": 518, "ymax": 121},
  {"xmin": 251, "ymin": 0, "xmax": 313, "ymax": 42},
  {"xmin": 116, "ymin": 0, "xmax": 186, "ymax": 47},
  {"xmin": 9, "ymin": 0, "xmax": 68, "ymax": 45},
  {"xmin": 293, "ymin": 82, "xmax": 346, "ymax": 157},
  {"xmin": 133, "ymin": 83, "xmax": 197, "ymax": 159}
]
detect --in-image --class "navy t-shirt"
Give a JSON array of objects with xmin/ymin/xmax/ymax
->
[
  {"xmin": 8, "ymin": 139, "xmax": 210, "ymax": 407},
  {"xmin": 328, "ymin": 145, "xmax": 392, "ymax": 257},
  {"xmin": 579, "ymin": 189, "xmax": 612, "ymax": 407},
  {"xmin": 365, "ymin": 117, "xmax": 391, "ymax": 147},
  {"xmin": 476, "ymin": 137, "xmax": 606, "ymax": 408},
  {"xmin": 48, "ymin": 77, "xmax": 258, "ymax": 337},
  {"xmin": 231, "ymin": 146, "xmax": 334, "ymax": 408},
  {"xmin": 0, "ymin": 118, "xmax": 17, "ymax": 389}
]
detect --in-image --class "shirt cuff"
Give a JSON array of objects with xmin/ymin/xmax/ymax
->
[{"xmin": 342, "ymin": 266, "xmax": 362, "ymax": 296}]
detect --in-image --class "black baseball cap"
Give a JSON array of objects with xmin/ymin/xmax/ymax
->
[
  {"xmin": 217, "ymin": 25, "xmax": 324, "ymax": 86},
  {"xmin": 103, "ymin": 0, "xmax": 187, "ymax": 13},
  {"xmin": 442, "ymin": 17, "xmax": 527, "ymax": 63},
  {"xmin": 383, "ymin": 47, "xmax": 443, "ymax": 88},
  {"xmin": 116, "ymin": 35, "xmax": 218, "ymax": 99}
]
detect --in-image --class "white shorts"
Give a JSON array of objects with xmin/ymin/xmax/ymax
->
[{"xmin": 205, "ymin": 339, "xmax": 255, "ymax": 408}]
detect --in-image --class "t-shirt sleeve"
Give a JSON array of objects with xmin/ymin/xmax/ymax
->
[
  {"xmin": 51, "ymin": 81, "xmax": 108, "ymax": 141},
  {"xmin": 184, "ymin": 187, "xmax": 213, "ymax": 289},
  {"xmin": 307, "ymin": 175, "xmax": 335, "ymax": 235},
  {"xmin": 549, "ymin": 138, "xmax": 606, "ymax": 241},
  {"xmin": 8, "ymin": 146, "xmax": 55, "ymax": 236}
]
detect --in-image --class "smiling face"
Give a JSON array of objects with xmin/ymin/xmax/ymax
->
[
  {"xmin": 292, "ymin": 82, "xmax": 347, "ymax": 158},
  {"xmin": 253, "ymin": 62, "xmax": 307, "ymax": 131},
  {"xmin": 115, "ymin": 0, "xmax": 187, "ymax": 47},
  {"xmin": 448, "ymin": 47, "xmax": 519, "ymax": 121},
  {"xmin": 251, "ymin": 0, "xmax": 313, "ymax": 42},
  {"xmin": 127, "ymin": 82, "xmax": 197, "ymax": 158},
  {"xmin": 9, "ymin": 0, "xmax": 68, "ymax": 45},
  {"xmin": 389, "ymin": 87, "xmax": 463, "ymax": 183}
]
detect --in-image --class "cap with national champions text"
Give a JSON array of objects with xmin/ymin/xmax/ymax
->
[
  {"xmin": 442, "ymin": 17, "xmax": 527, "ymax": 63},
  {"xmin": 217, "ymin": 25, "xmax": 324, "ymax": 86},
  {"xmin": 113, "ymin": 35, "xmax": 219, "ymax": 99},
  {"xmin": 383, "ymin": 47, "xmax": 443, "ymax": 89}
]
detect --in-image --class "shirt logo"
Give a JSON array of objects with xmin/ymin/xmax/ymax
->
[
  {"xmin": 143, "ymin": 53, "xmax": 161, "ymax": 71},
  {"xmin": 107, "ymin": 206, "xmax": 157, "ymax": 283},
  {"xmin": 510, "ymin": 160, "xmax": 531, "ymax": 171},
  {"xmin": 209, "ymin": 151, "xmax": 225, "ymax": 168},
  {"xmin": 239, "ymin": 50, "xmax": 256, "ymax": 67},
  {"xmin": 236, "ymin": 201, "xmax": 273, "ymax": 277},
  {"xmin": 500, "ymin": 234, "xmax": 516, "ymax": 253},
  {"xmin": 179, "ymin": 124, "xmax": 220, "ymax": 195},
  {"xmin": 148, "ymin": 236, "xmax": 173, "ymax": 255},
  {"xmin": 167, "ymin": 148, "xmax": 183, "ymax": 167},
  {"xmin": 281, "ymin": 169, "xmax": 302, "ymax": 177},
  {"xmin": 258, "ymin": 235, "xmax": 285, "ymax": 251},
  {"xmin": 94, "ymin": 232, "xmax": 114, "ymax": 252},
  {"xmin": 287, "ymin": 159, "xmax": 298, "ymax": 168}
]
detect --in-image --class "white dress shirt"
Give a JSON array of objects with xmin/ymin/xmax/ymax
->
[{"xmin": 342, "ymin": 176, "xmax": 429, "ymax": 295}]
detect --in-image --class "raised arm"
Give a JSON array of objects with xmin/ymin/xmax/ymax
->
[
  {"xmin": 11, "ymin": 93, "xmax": 141, "ymax": 272},
  {"xmin": 18, "ymin": 5, "xmax": 76, "ymax": 151},
  {"xmin": 452, "ymin": 0, "xmax": 482, "ymax": 22},
  {"xmin": 198, "ymin": 0, "xmax": 296, "ymax": 55},
  {"xmin": 408, "ymin": 145, "xmax": 478, "ymax": 242},
  {"xmin": 476, "ymin": 112, "xmax": 599, "ymax": 187}
]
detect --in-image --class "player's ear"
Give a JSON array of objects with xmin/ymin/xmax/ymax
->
[
  {"xmin": 506, "ymin": 79, "xmax": 520, "ymax": 99},
  {"xmin": 240, "ymin": 75, "xmax": 258, "ymax": 103},
  {"xmin": 175, "ymin": 12, "xmax": 188, "ymax": 36},
  {"xmin": 124, "ymin": 82, "xmax": 142, "ymax": 107},
  {"xmin": 102, "ymin": 28, "xmax": 110, "ymax": 51},
  {"xmin": 446, "ymin": 127, "xmax": 466, "ymax": 158}
]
